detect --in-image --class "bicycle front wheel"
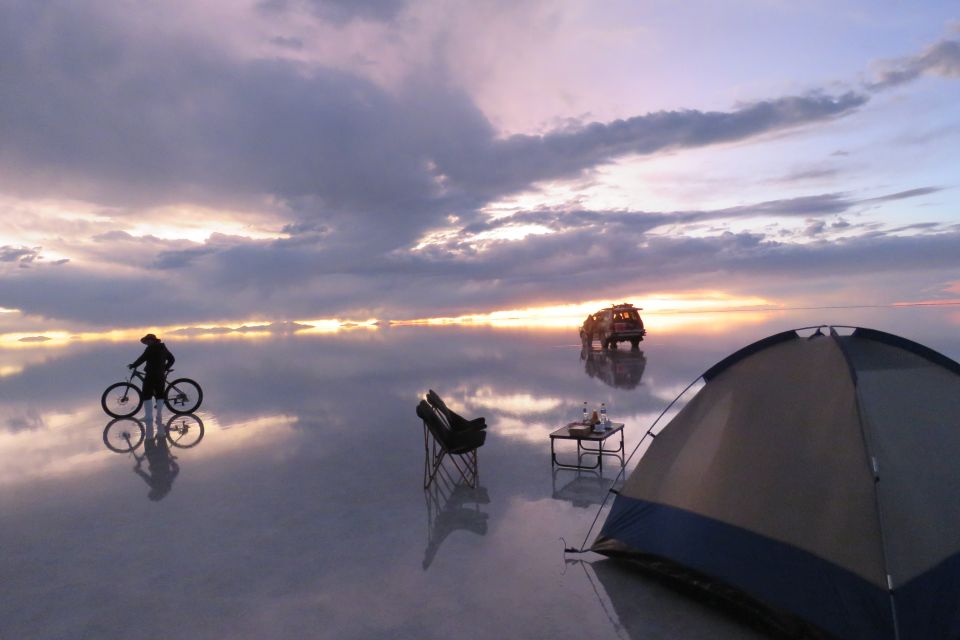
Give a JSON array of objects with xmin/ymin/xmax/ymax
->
[
  {"xmin": 101, "ymin": 382, "xmax": 143, "ymax": 418},
  {"xmin": 164, "ymin": 378, "xmax": 203, "ymax": 414},
  {"xmin": 102, "ymin": 418, "xmax": 145, "ymax": 452}
]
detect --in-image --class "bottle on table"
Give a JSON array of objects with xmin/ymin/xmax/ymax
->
[
  {"xmin": 600, "ymin": 402, "xmax": 608, "ymax": 428},
  {"xmin": 582, "ymin": 401, "xmax": 589, "ymax": 424}
]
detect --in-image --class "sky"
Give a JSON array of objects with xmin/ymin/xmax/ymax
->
[{"xmin": 1, "ymin": 0, "xmax": 959, "ymax": 337}]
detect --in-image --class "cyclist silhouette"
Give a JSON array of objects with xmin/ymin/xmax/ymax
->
[
  {"xmin": 128, "ymin": 334, "xmax": 175, "ymax": 436},
  {"xmin": 133, "ymin": 437, "xmax": 180, "ymax": 501}
]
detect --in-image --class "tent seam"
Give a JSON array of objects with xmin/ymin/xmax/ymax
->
[{"xmin": 830, "ymin": 326, "xmax": 902, "ymax": 640}]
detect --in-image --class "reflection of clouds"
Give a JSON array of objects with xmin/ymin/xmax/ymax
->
[
  {"xmin": 0, "ymin": 320, "xmax": 381, "ymax": 350},
  {"xmin": 491, "ymin": 415, "xmax": 557, "ymax": 444},
  {"xmin": 0, "ymin": 406, "xmax": 111, "ymax": 486},
  {"xmin": 213, "ymin": 414, "xmax": 299, "ymax": 431},
  {"xmin": 646, "ymin": 378, "xmax": 705, "ymax": 405},
  {"xmin": 465, "ymin": 386, "xmax": 563, "ymax": 415},
  {"xmin": 0, "ymin": 401, "xmax": 302, "ymax": 486},
  {"xmin": 2, "ymin": 317, "xmax": 958, "ymax": 638},
  {"xmin": 5, "ymin": 407, "xmax": 45, "ymax": 432},
  {"xmin": 164, "ymin": 413, "xmax": 301, "ymax": 459},
  {"xmin": 0, "ymin": 364, "xmax": 24, "ymax": 377},
  {"xmin": 0, "ymin": 347, "xmax": 59, "ymax": 378}
]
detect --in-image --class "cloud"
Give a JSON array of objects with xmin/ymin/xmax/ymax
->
[
  {"xmin": 0, "ymin": 4, "xmax": 953, "ymax": 330},
  {"xmin": 256, "ymin": 0, "xmax": 407, "ymax": 24},
  {"xmin": 0, "ymin": 1, "xmax": 869, "ymax": 257},
  {"xmin": 868, "ymin": 37, "xmax": 960, "ymax": 90},
  {"xmin": 863, "ymin": 187, "xmax": 943, "ymax": 203},
  {"xmin": 1, "ymin": 188, "xmax": 955, "ymax": 326},
  {"xmin": 0, "ymin": 246, "xmax": 41, "ymax": 263},
  {"xmin": 773, "ymin": 167, "xmax": 842, "ymax": 183},
  {"xmin": 454, "ymin": 187, "xmax": 941, "ymax": 240},
  {"xmin": 440, "ymin": 93, "xmax": 868, "ymax": 199}
]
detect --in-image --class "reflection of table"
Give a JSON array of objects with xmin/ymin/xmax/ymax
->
[
  {"xmin": 549, "ymin": 422, "xmax": 625, "ymax": 471},
  {"xmin": 551, "ymin": 468, "xmax": 610, "ymax": 508}
]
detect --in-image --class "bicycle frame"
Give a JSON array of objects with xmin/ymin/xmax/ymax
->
[{"xmin": 126, "ymin": 367, "xmax": 174, "ymax": 386}]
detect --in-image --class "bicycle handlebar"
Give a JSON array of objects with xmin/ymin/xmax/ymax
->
[{"xmin": 126, "ymin": 367, "xmax": 174, "ymax": 381}]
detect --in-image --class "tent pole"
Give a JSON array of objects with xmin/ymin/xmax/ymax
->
[
  {"xmin": 570, "ymin": 374, "xmax": 704, "ymax": 553},
  {"xmin": 830, "ymin": 327, "xmax": 901, "ymax": 640}
]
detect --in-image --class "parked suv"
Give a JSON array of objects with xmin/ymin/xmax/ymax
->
[{"xmin": 580, "ymin": 303, "xmax": 646, "ymax": 349}]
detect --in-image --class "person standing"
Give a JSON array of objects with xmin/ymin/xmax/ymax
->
[{"xmin": 129, "ymin": 334, "xmax": 175, "ymax": 436}]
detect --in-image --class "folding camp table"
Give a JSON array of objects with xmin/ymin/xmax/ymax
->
[{"xmin": 549, "ymin": 422, "xmax": 625, "ymax": 471}]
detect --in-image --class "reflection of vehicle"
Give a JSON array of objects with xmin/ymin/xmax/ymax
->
[
  {"xmin": 101, "ymin": 367, "xmax": 203, "ymax": 418},
  {"xmin": 579, "ymin": 303, "xmax": 646, "ymax": 349},
  {"xmin": 581, "ymin": 347, "xmax": 647, "ymax": 390}
]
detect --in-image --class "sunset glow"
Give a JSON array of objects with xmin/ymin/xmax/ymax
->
[{"xmin": 392, "ymin": 292, "xmax": 773, "ymax": 328}]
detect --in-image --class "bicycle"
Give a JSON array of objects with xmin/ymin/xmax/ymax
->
[
  {"xmin": 101, "ymin": 367, "xmax": 203, "ymax": 418},
  {"xmin": 102, "ymin": 414, "xmax": 206, "ymax": 452}
]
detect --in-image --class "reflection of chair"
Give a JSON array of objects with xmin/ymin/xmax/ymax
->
[
  {"xmin": 423, "ymin": 469, "xmax": 489, "ymax": 570},
  {"xmin": 417, "ymin": 400, "xmax": 485, "ymax": 489}
]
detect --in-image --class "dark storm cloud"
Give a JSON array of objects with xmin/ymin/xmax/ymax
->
[
  {"xmin": 868, "ymin": 37, "xmax": 960, "ymax": 90},
  {"xmin": 0, "ymin": 1, "xmax": 869, "ymax": 256}
]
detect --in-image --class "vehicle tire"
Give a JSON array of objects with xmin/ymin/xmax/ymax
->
[
  {"xmin": 164, "ymin": 378, "xmax": 203, "ymax": 414},
  {"xmin": 101, "ymin": 382, "xmax": 143, "ymax": 418},
  {"xmin": 630, "ymin": 338, "xmax": 640, "ymax": 349},
  {"xmin": 102, "ymin": 418, "xmax": 145, "ymax": 452},
  {"xmin": 165, "ymin": 414, "xmax": 205, "ymax": 448}
]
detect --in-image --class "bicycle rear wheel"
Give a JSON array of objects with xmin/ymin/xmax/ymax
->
[
  {"xmin": 102, "ymin": 418, "xmax": 145, "ymax": 452},
  {"xmin": 164, "ymin": 378, "xmax": 203, "ymax": 414},
  {"xmin": 101, "ymin": 382, "xmax": 143, "ymax": 418},
  {"xmin": 165, "ymin": 414, "xmax": 205, "ymax": 448}
]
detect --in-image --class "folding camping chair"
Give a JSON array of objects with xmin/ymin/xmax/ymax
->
[
  {"xmin": 426, "ymin": 390, "xmax": 487, "ymax": 432},
  {"xmin": 417, "ymin": 399, "xmax": 486, "ymax": 490}
]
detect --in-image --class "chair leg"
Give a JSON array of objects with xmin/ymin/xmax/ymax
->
[
  {"xmin": 447, "ymin": 450, "xmax": 479, "ymax": 488},
  {"xmin": 422, "ymin": 420, "xmax": 480, "ymax": 490}
]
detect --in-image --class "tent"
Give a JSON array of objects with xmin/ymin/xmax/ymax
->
[{"xmin": 592, "ymin": 326, "xmax": 960, "ymax": 640}]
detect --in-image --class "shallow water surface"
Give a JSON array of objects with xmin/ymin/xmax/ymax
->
[{"xmin": 2, "ymin": 308, "xmax": 958, "ymax": 639}]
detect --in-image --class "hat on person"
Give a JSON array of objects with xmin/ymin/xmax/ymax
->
[{"xmin": 140, "ymin": 333, "xmax": 159, "ymax": 344}]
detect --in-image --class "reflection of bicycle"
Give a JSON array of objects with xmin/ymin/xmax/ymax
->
[
  {"xmin": 101, "ymin": 367, "xmax": 203, "ymax": 418},
  {"xmin": 164, "ymin": 414, "xmax": 205, "ymax": 448},
  {"xmin": 102, "ymin": 414, "xmax": 206, "ymax": 452}
]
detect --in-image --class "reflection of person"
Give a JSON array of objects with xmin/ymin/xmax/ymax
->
[
  {"xmin": 128, "ymin": 334, "xmax": 175, "ymax": 436},
  {"xmin": 134, "ymin": 437, "xmax": 180, "ymax": 501}
]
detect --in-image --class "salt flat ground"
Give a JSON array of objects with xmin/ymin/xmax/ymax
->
[{"xmin": 2, "ymin": 308, "xmax": 957, "ymax": 639}]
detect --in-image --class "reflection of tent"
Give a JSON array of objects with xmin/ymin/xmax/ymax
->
[
  {"xmin": 586, "ymin": 559, "xmax": 771, "ymax": 639},
  {"xmin": 593, "ymin": 327, "xmax": 960, "ymax": 640},
  {"xmin": 581, "ymin": 347, "xmax": 647, "ymax": 389}
]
